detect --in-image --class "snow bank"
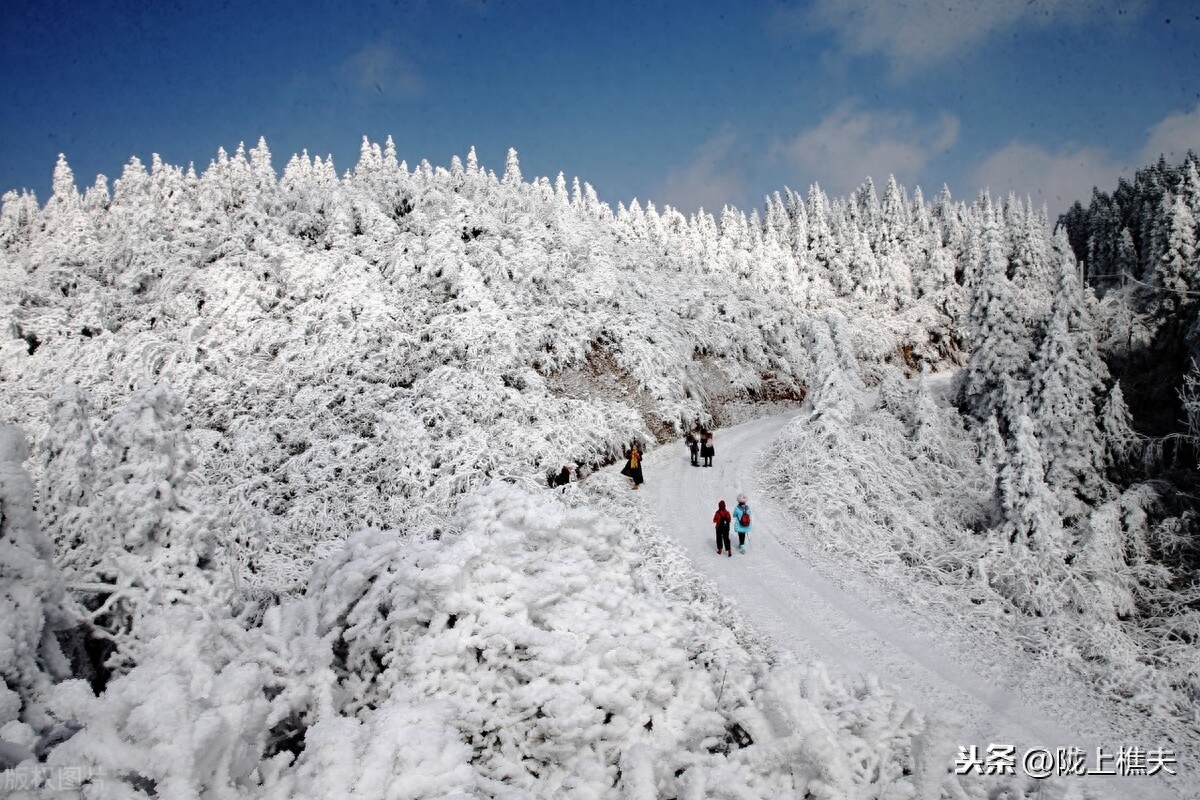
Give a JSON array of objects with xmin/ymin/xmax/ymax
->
[
  {"xmin": 11, "ymin": 482, "xmax": 942, "ymax": 799},
  {"xmin": 765, "ymin": 318, "xmax": 1199, "ymax": 766}
]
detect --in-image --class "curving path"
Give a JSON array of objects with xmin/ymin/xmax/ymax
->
[{"xmin": 640, "ymin": 412, "xmax": 1185, "ymax": 800}]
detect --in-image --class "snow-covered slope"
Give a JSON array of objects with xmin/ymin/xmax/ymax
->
[
  {"xmin": 641, "ymin": 412, "xmax": 1189, "ymax": 800},
  {"xmin": 3, "ymin": 141, "xmax": 1196, "ymax": 798}
]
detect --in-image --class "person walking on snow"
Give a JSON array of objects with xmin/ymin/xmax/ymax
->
[
  {"xmin": 620, "ymin": 442, "xmax": 644, "ymax": 490},
  {"xmin": 700, "ymin": 431, "xmax": 714, "ymax": 467},
  {"xmin": 713, "ymin": 500, "xmax": 732, "ymax": 556},
  {"xmin": 732, "ymin": 493, "xmax": 752, "ymax": 553},
  {"xmin": 685, "ymin": 431, "xmax": 700, "ymax": 467}
]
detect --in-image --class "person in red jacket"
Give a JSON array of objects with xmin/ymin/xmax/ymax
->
[{"xmin": 713, "ymin": 500, "xmax": 732, "ymax": 556}]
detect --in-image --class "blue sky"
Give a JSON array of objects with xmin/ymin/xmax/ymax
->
[{"xmin": 2, "ymin": 0, "xmax": 1198, "ymax": 218}]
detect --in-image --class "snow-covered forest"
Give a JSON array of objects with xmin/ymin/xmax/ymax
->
[{"xmin": 1, "ymin": 138, "xmax": 1197, "ymax": 798}]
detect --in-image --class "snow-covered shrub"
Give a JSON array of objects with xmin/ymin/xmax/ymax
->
[
  {"xmin": 43, "ymin": 611, "xmax": 272, "ymax": 798},
  {"xmin": 255, "ymin": 482, "xmax": 932, "ymax": 799},
  {"xmin": 1180, "ymin": 359, "xmax": 1200, "ymax": 448},
  {"xmin": 39, "ymin": 384, "xmax": 97, "ymax": 558},
  {"xmin": 769, "ymin": 333, "xmax": 1200, "ymax": 749},
  {"xmin": 765, "ymin": 320, "xmax": 989, "ymax": 581},
  {"xmin": 41, "ymin": 382, "xmax": 223, "ymax": 674},
  {"xmin": 0, "ymin": 426, "xmax": 77, "ymax": 750},
  {"xmin": 1080, "ymin": 484, "xmax": 1171, "ymax": 623},
  {"xmin": 301, "ymin": 484, "xmax": 752, "ymax": 793},
  {"xmin": 25, "ymin": 478, "xmax": 948, "ymax": 799}
]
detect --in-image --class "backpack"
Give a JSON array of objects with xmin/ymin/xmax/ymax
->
[{"xmin": 738, "ymin": 507, "xmax": 750, "ymax": 526}]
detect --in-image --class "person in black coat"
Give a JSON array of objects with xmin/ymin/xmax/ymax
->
[
  {"xmin": 685, "ymin": 431, "xmax": 700, "ymax": 466},
  {"xmin": 700, "ymin": 431, "xmax": 714, "ymax": 467},
  {"xmin": 552, "ymin": 464, "xmax": 573, "ymax": 488}
]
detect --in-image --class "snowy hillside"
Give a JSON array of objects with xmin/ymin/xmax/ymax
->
[{"xmin": 1, "ymin": 141, "xmax": 1196, "ymax": 797}]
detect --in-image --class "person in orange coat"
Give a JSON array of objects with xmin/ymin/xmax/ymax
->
[
  {"xmin": 620, "ymin": 442, "xmax": 644, "ymax": 490},
  {"xmin": 713, "ymin": 500, "xmax": 732, "ymax": 556}
]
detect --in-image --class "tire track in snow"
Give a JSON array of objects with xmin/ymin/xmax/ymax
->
[{"xmin": 640, "ymin": 412, "xmax": 1185, "ymax": 800}]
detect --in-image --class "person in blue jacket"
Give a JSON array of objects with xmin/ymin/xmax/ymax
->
[{"xmin": 732, "ymin": 493, "xmax": 752, "ymax": 553}]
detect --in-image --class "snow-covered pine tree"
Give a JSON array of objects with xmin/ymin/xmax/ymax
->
[
  {"xmin": 845, "ymin": 213, "xmax": 884, "ymax": 299},
  {"xmin": 960, "ymin": 196, "xmax": 991, "ymax": 293},
  {"xmin": 993, "ymin": 412, "xmax": 1070, "ymax": 616},
  {"xmin": 553, "ymin": 171, "xmax": 569, "ymax": 207},
  {"xmin": 877, "ymin": 174, "xmax": 911, "ymax": 256},
  {"xmin": 958, "ymin": 201, "xmax": 1034, "ymax": 429},
  {"xmin": 207, "ymin": 144, "xmax": 254, "ymax": 217},
  {"xmin": 804, "ymin": 316, "xmax": 862, "ymax": 432},
  {"xmin": 1180, "ymin": 156, "xmax": 1200, "ymax": 219},
  {"xmin": 1028, "ymin": 232, "xmax": 1108, "ymax": 511},
  {"xmin": 352, "ymin": 135, "xmax": 384, "ymax": 190},
  {"xmin": 1098, "ymin": 380, "xmax": 1136, "ymax": 472},
  {"xmin": 758, "ymin": 203, "xmax": 795, "ymax": 298},
  {"xmin": 1, "ymin": 190, "xmax": 41, "ymax": 252},
  {"xmin": 911, "ymin": 367, "xmax": 962, "ymax": 468},
  {"xmin": 38, "ymin": 155, "xmax": 107, "ymax": 299},
  {"xmin": 825, "ymin": 200, "xmax": 859, "ymax": 297},
  {"xmin": 778, "ymin": 187, "xmax": 805, "ymax": 243},
  {"xmin": 111, "ymin": 156, "xmax": 151, "ymax": 212},
  {"xmin": 383, "ymin": 134, "xmax": 400, "ymax": 174},
  {"xmin": 81, "ymin": 174, "xmax": 110, "ymax": 219},
  {"xmin": 879, "ymin": 174, "xmax": 915, "ymax": 304},
  {"xmin": 1154, "ymin": 192, "xmax": 1197, "ymax": 314},
  {"xmin": 43, "ymin": 155, "xmax": 86, "ymax": 243},
  {"xmin": 1116, "ymin": 226, "xmax": 1137, "ymax": 284},
  {"xmin": 502, "ymin": 147, "xmax": 522, "ymax": 188},
  {"xmin": 854, "ymin": 176, "xmax": 881, "ymax": 237},
  {"xmin": 147, "ymin": 153, "xmax": 191, "ymax": 239},
  {"xmin": 806, "ymin": 183, "xmax": 833, "ymax": 269},
  {"xmin": 763, "ymin": 191, "xmax": 788, "ymax": 247},
  {"xmin": 248, "ymin": 136, "xmax": 278, "ymax": 216},
  {"xmin": 1008, "ymin": 197, "xmax": 1056, "ymax": 310}
]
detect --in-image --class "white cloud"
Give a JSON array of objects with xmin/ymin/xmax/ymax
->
[
  {"xmin": 341, "ymin": 41, "xmax": 424, "ymax": 100},
  {"xmin": 973, "ymin": 142, "xmax": 1125, "ymax": 213},
  {"xmin": 658, "ymin": 129, "xmax": 750, "ymax": 215},
  {"xmin": 772, "ymin": 102, "xmax": 959, "ymax": 199},
  {"xmin": 803, "ymin": 0, "xmax": 1146, "ymax": 72},
  {"xmin": 1140, "ymin": 104, "xmax": 1200, "ymax": 165},
  {"xmin": 972, "ymin": 102, "xmax": 1200, "ymax": 215}
]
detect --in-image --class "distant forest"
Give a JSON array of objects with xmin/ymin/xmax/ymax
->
[{"xmin": 1059, "ymin": 152, "xmax": 1200, "ymax": 445}]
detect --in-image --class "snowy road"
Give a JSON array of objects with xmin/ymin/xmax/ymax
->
[{"xmin": 640, "ymin": 412, "xmax": 1186, "ymax": 800}]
